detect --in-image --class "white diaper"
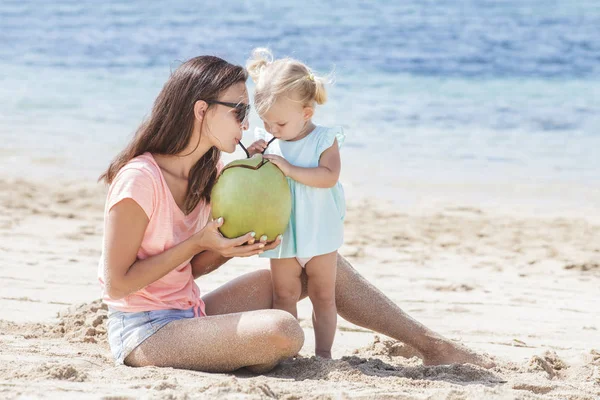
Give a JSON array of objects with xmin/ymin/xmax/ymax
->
[{"xmin": 296, "ymin": 257, "xmax": 312, "ymax": 268}]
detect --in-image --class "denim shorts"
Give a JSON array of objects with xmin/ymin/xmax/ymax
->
[{"xmin": 106, "ymin": 306, "xmax": 198, "ymax": 365}]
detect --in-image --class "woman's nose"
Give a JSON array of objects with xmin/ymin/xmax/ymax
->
[{"xmin": 241, "ymin": 118, "xmax": 249, "ymax": 131}]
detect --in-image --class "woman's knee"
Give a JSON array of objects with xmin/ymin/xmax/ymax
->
[
  {"xmin": 255, "ymin": 268, "xmax": 273, "ymax": 285},
  {"xmin": 259, "ymin": 310, "xmax": 304, "ymax": 354}
]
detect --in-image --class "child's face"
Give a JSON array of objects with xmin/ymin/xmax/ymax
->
[{"xmin": 260, "ymin": 97, "xmax": 312, "ymax": 141}]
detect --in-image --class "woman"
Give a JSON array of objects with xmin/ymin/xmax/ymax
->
[{"xmin": 98, "ymin": 55, "xmax": 493, "ymax": 373}]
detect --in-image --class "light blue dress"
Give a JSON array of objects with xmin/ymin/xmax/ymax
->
[{"xmin": 256, "ymin": 125, "xmax": 346, "ymax": 259}]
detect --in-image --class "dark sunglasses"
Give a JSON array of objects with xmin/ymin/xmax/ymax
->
[
  {"xmin": 205, "ymin": 100, "xmax": 250, "ymax": 125},
  {"xmin": 205, "ymin": 100, "xmax": 277, "ymax": 158}
]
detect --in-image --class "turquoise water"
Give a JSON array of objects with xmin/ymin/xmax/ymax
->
[{"xmin": 1, "ymin": 1, "xmax": 599, "ymax": 205}]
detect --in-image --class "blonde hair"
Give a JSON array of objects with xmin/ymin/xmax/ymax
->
[{"xmin": 246, "ymin": 48, "xmax": 328, "ymax": 116}]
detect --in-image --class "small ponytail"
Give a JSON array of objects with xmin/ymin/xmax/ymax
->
[
  {"xmin": 246, "ymin": 47, "xmax": 273, "ymax": 83},
  {"xmin": 312, "ymin": 75, "xmax": 328, "ymax": 105}
]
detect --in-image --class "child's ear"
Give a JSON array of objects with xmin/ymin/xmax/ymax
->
[{"xmin": 303, "ymin": 106, "xmax": 314, "ymax": 121}]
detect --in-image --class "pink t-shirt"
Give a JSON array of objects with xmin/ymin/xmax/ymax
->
[{"xmin": 98, "ymin": 152, "xmax": 220, "ymax": 317}]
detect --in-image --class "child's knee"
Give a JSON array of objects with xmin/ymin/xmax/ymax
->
[
  {"xmin": 308, "ymin": 288, "xmax": 336, "ymax": 308},
  {"xmin": 273, "ymin": 286, "xmax": 301, "ymax": 303}
]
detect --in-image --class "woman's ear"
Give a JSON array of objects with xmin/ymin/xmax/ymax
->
[
  {"xmin": 194, "ymin": 100, "xmax": 209, "ymax": 121},
  {"xmin": 303, "ymin": 106, "xmax": 314, "ymax": 121}
]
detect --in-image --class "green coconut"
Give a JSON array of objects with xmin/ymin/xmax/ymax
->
[{"xmin": 211, "ymin": 154, "xmax": 291, "ymax": 241}]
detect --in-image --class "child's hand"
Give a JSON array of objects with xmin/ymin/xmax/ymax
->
[
  {"xmin": 246, "ymin": 140, "xmax": 269, "ymax": 157},
  {"xmin": 264, "ymin": 154, "xmax": 293, "ymax": 176}
]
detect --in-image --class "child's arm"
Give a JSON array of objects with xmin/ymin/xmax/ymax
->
[{"xmin": 264, "ymin": 139, "xmax": 341, "ymax": 188}]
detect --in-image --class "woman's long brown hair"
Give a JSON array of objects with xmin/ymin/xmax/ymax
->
[{"xmin": 99, "ymin": 56, "xmax": 247, "ymax": 214}]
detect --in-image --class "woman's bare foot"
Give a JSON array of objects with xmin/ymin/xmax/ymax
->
[{"xmin": 420, "ymin": 339, "xmax": 495, "ymax": 369}]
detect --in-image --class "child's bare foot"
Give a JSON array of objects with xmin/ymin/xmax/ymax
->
[
  {"xmin": 421, "ymin": 339, "xmax": 495, "ymax": 369},
  {"xmin": 316, "ymin": 350, "xmax": 332, "ymax": 359}
]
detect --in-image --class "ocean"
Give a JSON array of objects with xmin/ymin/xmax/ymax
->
[{"xmin": 1, "ymin": 0, "xmax": 599, "ymax": 208}]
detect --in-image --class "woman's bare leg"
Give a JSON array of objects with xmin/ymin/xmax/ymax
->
[
  {"xmin": 202, "ymin": 269, "xmax": 274, "ymax": 315},
  {"xmin": 199, "ymin": 262, "xmax": 493, "ymax": 368},
  {"xmin": 125, "ymin": 309, "xmax": 303, "ymax": 373},
  {"xmin": 328, "ymin": 255, "xmax": 494, "ymax": 367}
]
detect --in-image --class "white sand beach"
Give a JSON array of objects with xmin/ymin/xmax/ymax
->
[{"xmin": 1, "ymin": 176, "xmax": 598, "ymax": 399}]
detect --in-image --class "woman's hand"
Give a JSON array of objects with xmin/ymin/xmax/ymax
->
[
  {"xmin": 263, "ymin": 154, "xmax": 293, "ymax": 177},
  {"xmin": 194, "ymin": 217, "xmax": 282, "ymax": 257},
  {"xmin": 191, "ymin": 233, "xmax": 283, "ymax": 278},
  {"xmin": 246, "ymin": 140, "xmax": 269, "ymax": 157}
]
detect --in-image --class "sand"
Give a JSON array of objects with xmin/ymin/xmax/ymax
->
[{"xmin": 1, "ymin": 176, "xmax": 599, "ymax": 399}]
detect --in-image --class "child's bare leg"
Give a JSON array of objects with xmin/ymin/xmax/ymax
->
[
  {"xmin": 271, "ymin": 258, "xmax": 303, "ymax": 318},
  {"xmin": 305, "ymin": 252, "xmax": 337, "ymax": 359}
]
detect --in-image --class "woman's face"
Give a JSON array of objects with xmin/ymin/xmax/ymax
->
[{"xmin": 203, "ymin": 82, "xmax": 250, "ymax": 153}]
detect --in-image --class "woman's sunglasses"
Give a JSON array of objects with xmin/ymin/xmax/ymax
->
[
  {"xmin": 205, "ymin": 100, "xmax": 250, "ymax": 125},
  {"xmin": 205, "ymin": 100, "xmax": 276, "ymax": 158}
]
